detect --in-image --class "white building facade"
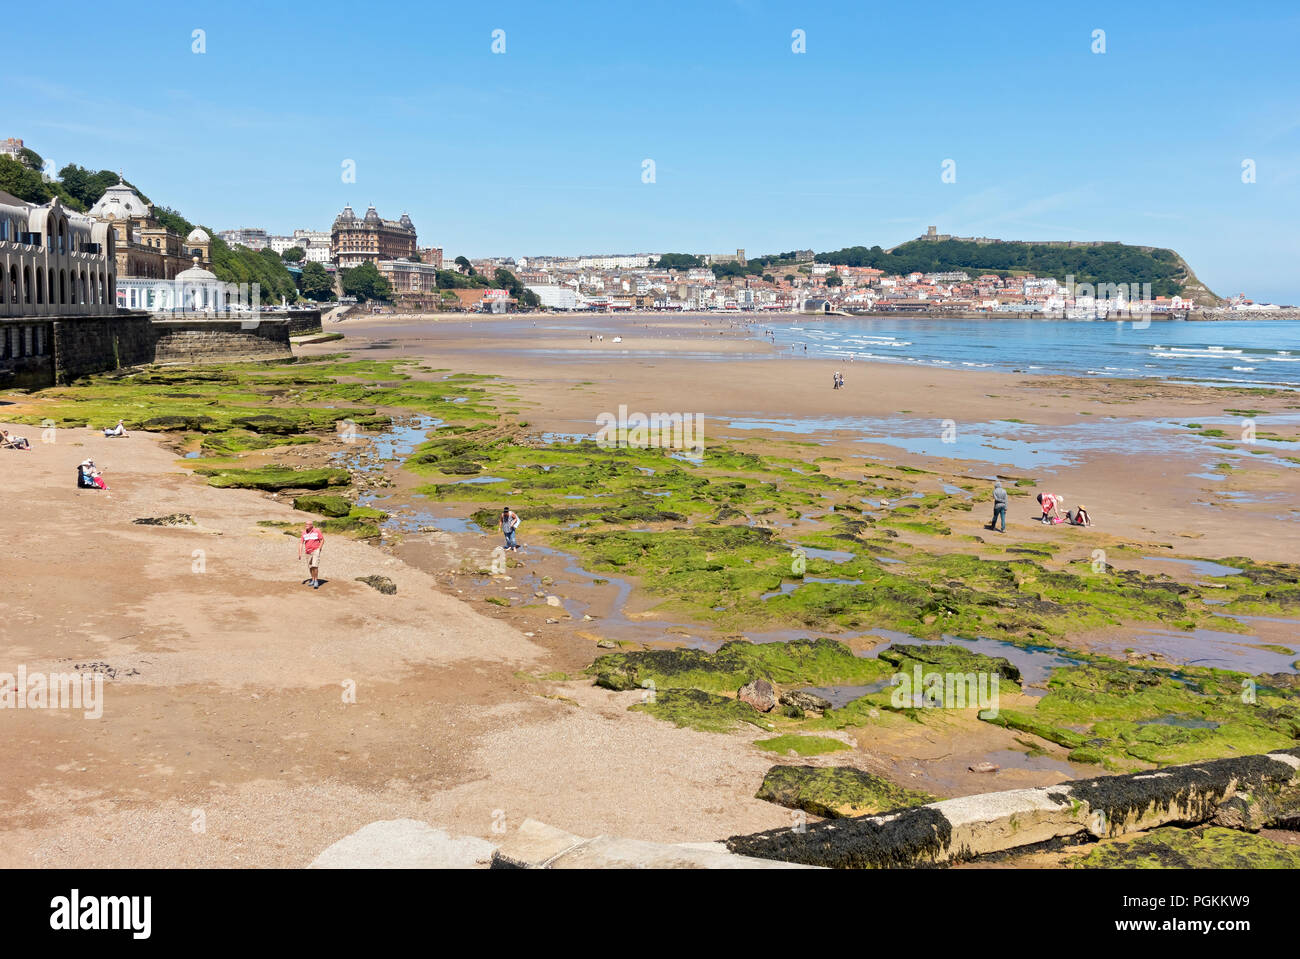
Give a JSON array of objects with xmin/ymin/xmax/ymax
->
[{"xmin": 0, "ymin": 192, "xmax": 117, "ymax": 319}]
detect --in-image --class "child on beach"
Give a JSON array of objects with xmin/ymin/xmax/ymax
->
[
  {"xmin": 299, "ymin": 521, "xmax": 324, "ymax": 588},
  {"xmin": 500, "ymin": 506, "xmax": 521, "ymax": 552},
  {"xmin": 103, "ymin": 419, "xmax": 128, "ymax": 438}
]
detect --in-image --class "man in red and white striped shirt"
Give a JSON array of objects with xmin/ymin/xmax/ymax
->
[{"xmin": 299, "ymin": 522, "xmax": 325, "ymax": 589}]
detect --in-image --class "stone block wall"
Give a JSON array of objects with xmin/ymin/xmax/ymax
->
[
  {"xmin": 152, "ymin": 318, "xmax": 291, "ymax": 365},
  {"xmin": 1, "ymin": 313, "xmax": 292, "ymax": 388}
]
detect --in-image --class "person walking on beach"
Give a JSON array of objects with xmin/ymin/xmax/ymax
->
[
  {"xmin": 299, "ymin": 521, "xmax": 324, "ymax": 588},
  {"xmin": 500, "ymin": 506, "xmax": 521, "ymax": 552},
  {"xmin": 991, "ymin": 481, "xmax": 1007, "ymax": 533}
]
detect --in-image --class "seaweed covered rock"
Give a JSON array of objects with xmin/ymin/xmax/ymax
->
[
  {"xmin": 202, "ymin": 466, "xmax": 351, "ymax": 491},
  {"xmin": 1072, "ymin": 826, "xmax": 1300, "ymax": 869},
  {"xmin": 293, "ymin": 494, "xmax": 352, "ymax": 517},
  {"xmin": 589, "ymin": 637, "xmax": 889, "ymax": 693},
  {"xmin": 143, "ymin": 414, "xmax": 218, "ymax": 431},
  {"xmin": 781, "ymin": 689, "xmax": 832, "ymax": 713},
  {"xmin": 629, "ymin": 688, "xmax": 775, "ymax": 733},
  {"xmin": 132, "ymin": 514, "xmax": 196, "ymax": 527},
  {"xmin": 355, "ymin": 575, "xmax": 397, "ymax": 595},
  {"xmin": 756, "ymin": 765, "xmax": 936, "ymax": 819},
  {"xmin": 879, "ymin": 643, "xmax": 1022, "ymax": 683}
]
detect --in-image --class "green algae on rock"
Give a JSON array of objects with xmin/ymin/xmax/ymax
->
[
  {"xmin": 753, "ymin": 735, "xmax": 852, "ymax": 757},
  {"xmin": 629, "ymin": 688, "xmax": 776, "ymax": 733},
  {"xmin": 200, "ymin": 466, "xmax": 351, "ymax": 491},
  {"xmin": 292, "ymin": 494, "xmax": 352, "ymax": 517},
  {"xmin": 1071, "ymin": 826, "xmax": 1300, "ymax": 869},
  {"xmin": 879, "ymin": 644, "xmax": 1022, "ymax": 683},
  {"xmin": 755, "ymin": 764, "xmax": 936, "ymax": 818},
  {"xmin": 589, "ymin": 638, "xmax": 890, "ymax": 694}
]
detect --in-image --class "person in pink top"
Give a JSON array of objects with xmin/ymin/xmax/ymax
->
[
  {"xmin": 298, "ymin": 521, "xmax": 325, "ymax": 589},
  {"xmin": 1036, "ymin": 492, "xmax": 1063, "ymax": 524}
]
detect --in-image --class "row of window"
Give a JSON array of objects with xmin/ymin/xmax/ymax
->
[
  {"xmin": 0, "ymin": 323, "xmax": 46, "ymax": 360},
  {"xmin": 0, "ymin": 263, "xmax": 111, "ymax": 308}
]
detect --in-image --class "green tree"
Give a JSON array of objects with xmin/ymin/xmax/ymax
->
[
  {"xmin": 281, "ymin": 246, "xmax": 305, "ymax": 262},
  {"xmin": 826, "ymin": 273, "xmax": 843, "ymax": 287},
  {"xmin": 57, "ymin": 165, "xmax": 124, "ymax": 208},
  {"xmin": 17, "ymin": 147, "xmax": 44, "ymax": 171},
  {"xmin": 0, "ymin": 155, "xmax": 52, "ymax": 203},
  {"xmin": 653, "ymin": 253, "xmax": 703, "ymax": 270},
  {"xmin": 153, "ymin": 206, "xmax": 194, "ymax": 236},
  {"xmin": 341, "ymin": 261, "xmax": 392, "ymax": 301},
  {"xmin": 298, "ymin": 261, "xmax": 336, "ymax": 302}
]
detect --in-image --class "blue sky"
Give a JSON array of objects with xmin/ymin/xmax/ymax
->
[{"xmin": 7, "ymin": 0, "xmax": 1300, "ymax": 301}]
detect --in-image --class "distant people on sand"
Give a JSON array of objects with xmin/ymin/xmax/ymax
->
[
  {"xmin": 990, "ymin": 481, "xmax": 1007, "ymax": 532},
  {"xmin": 299, "ymin": 521, "xmax": 324, "ymax": 589},
  {"xmin": 78, "ymin": 459, "xmax": 108, "ymax": 490},
  {"xmin": 501, "ymin": 506, "xmax": 521, "ymax": 552},
  {"xmin": 103, "ymin": 419, "xmax": 128, "ymax": 438},
  {"xmin": 1, "ymin": 429, "xmax": 31, "ymax": 451}
]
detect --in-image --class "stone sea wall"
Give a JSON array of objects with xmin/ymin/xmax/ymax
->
[
  {"xmin": 0, "ymin": 311, "xmax": 296, "ymax": 389},
  {"xmin": 152, "ymin": 317, "xmax": 291, "ymax": 365}
]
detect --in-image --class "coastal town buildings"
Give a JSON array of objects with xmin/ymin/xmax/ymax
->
[
  {"xmin": 331, "ymin": 205, "xmax": 417, "ymax": 268},
  {"xmin": 218, "ymin": 228, "xmax": 268, "ymax": 250},
  {"xmin": 294, "ymin": 230, "xmax": 332, "ymax": 263},
  {"xmin": 375, "ymin": 258, "xmax": 442, "ymax": 308}
]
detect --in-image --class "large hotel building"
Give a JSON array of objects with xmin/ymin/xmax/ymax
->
[{"xmin": 330, "ymin": 205, "xmax": 417, "ymax": 268}]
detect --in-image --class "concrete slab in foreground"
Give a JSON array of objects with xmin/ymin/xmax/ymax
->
[
  {"xmin": 309, "ymin": 819, "xmax": 497, "ymax": 869},
  {"xmin": 490, "ymin": 819, "xmax": 817, "ymax": 869},
  {"xmin": 310, "ymin": 817, "xmax": 815, "ymax": 869}
]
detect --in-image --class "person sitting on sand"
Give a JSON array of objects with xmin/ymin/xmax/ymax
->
[
  {"xmin": 1036, "ymin": 492, "xmax": 1062, "ymax": 524},
  {"xmin": 103, "ymin": 419, "xmax": 128, "ymax": 438},
  {"xmin": 298, "ymin": 521, "xmax": 324, "ymax": 589},
  {"xmin": 1, "ymin": 429, "xmax": 32, "ymax": 451},
  {"xmin": 79, "ymin": 459, "xmax": 109, "ymax": 490},
  {"xmin": 1069, "ymin": 505, "xmax": 1092, "ymax": 527}
]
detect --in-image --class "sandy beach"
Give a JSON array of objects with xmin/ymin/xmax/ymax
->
[{"xmin": 1, "ymin": 310, "xmax": 1297, "ymax": 867}]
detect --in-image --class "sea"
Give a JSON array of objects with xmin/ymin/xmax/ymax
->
[{"xmin": 759, "ymin": 316, "xmax": 1300, "ymax": 388}]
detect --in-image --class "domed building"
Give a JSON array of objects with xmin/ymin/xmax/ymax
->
[
  {"xmin": 331, "ymin": 203, "xmax": 417, "ymax": 268},
  {"xmin": 88, "ymin": 174, "xmax": 210, "ymax": 282},
  {"xmin": 117, "ymin": 254, "xmax": 227, "ymax": 313}
]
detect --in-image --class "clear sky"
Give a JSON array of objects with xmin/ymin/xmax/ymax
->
[{"xmin": 6, "ymin": 0, "xmax": 1300, "ymax": 302}]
